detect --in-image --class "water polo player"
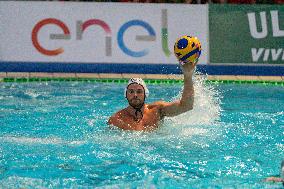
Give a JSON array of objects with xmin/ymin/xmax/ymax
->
[{"xmin": 108, "ymin": 62, "xmax": 198, "ymax": 131}]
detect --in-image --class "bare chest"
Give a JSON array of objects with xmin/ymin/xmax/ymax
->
[{"xmin": 123, "ymin": 110, "xmax": 161, "ymax": 131}]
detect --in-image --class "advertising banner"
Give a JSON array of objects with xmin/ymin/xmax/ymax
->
[
  {"xmin": 0, "ymin": 2, "xmax": 208, "ymax": 65},
  {"xmin": 209, "ymin": 4, "xmax": 284, "ymax": 65}
]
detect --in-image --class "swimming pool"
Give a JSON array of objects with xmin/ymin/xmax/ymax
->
[{"xmin": 0, "ymin": 79, "xmax": 283, "ymax": 188}]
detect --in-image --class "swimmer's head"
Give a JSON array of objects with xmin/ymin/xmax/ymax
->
[
  {"xmin": 125, "ymin": 78, "xmax": 149, "ymax": 109},
  {"xmin": 124, "ymin": 78, "xmax": 149, "ymax": 98}
]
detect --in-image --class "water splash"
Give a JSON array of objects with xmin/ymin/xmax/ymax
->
[{"xmin": 164, "ymin": 74, "xmax": 222, "ymax": 136}]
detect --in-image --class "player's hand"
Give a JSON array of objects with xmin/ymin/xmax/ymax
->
[{"xmin": 180, "ymin": 59, "xmax": 198, "ymax": 75}]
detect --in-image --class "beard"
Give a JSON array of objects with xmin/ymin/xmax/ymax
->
[{"xmin": 128, "ymin": 98, "xmax": 144, "ymax": 109}]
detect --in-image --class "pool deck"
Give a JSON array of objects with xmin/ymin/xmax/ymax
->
[{"xmin": 0, "ymin": 72, "xmax": 283, "ymax": 82}]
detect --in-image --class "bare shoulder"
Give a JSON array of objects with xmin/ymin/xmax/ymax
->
[
  {"xmin": 108, "ymin": 109, "xmax": 126, "ymax": 125},
  {"xmin": 147, "ymin": 101, "xmax": 168, "ymax": 110}
]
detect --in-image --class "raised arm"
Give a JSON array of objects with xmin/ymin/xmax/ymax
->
[{"xmin": 159, "ymin": 61, "xmax": 197, "ymax": 117}]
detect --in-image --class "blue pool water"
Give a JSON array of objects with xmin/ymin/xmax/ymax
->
[{"xmin": 0, "ymin": 80, "xmax": 283, "ymax": 188}]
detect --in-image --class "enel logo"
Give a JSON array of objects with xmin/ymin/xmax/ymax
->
[{"xmin": 31, "ymin": 9, "xmax": 171, "ymax": 57}]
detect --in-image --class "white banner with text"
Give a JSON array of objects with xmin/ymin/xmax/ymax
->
[{"xmin": 0, "ymin": 2, "xmax": 208, "ymax": 65}]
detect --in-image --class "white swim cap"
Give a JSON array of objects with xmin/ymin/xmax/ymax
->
[{"xmin": 124, "ymin": 78, "xmax": 149, "ymax": 98}]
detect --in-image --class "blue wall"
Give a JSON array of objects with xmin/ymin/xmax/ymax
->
[{"xmin": 0, "ymin": 62, "xmax": 284, "ymax": 76}]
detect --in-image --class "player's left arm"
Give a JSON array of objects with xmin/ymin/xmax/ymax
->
[{"xmin": 159, "ymin": 62, "xmax": 197, "ymax": 117}]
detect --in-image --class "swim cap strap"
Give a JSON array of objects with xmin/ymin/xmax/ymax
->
[{"xmin": 134, "ymin": 108, "xmax": 143, "ymax": 122}]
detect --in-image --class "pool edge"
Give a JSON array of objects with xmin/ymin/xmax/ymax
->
[{"xmin": 0, "ymin": 72, "xmax": 283, "ymax": 85}]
